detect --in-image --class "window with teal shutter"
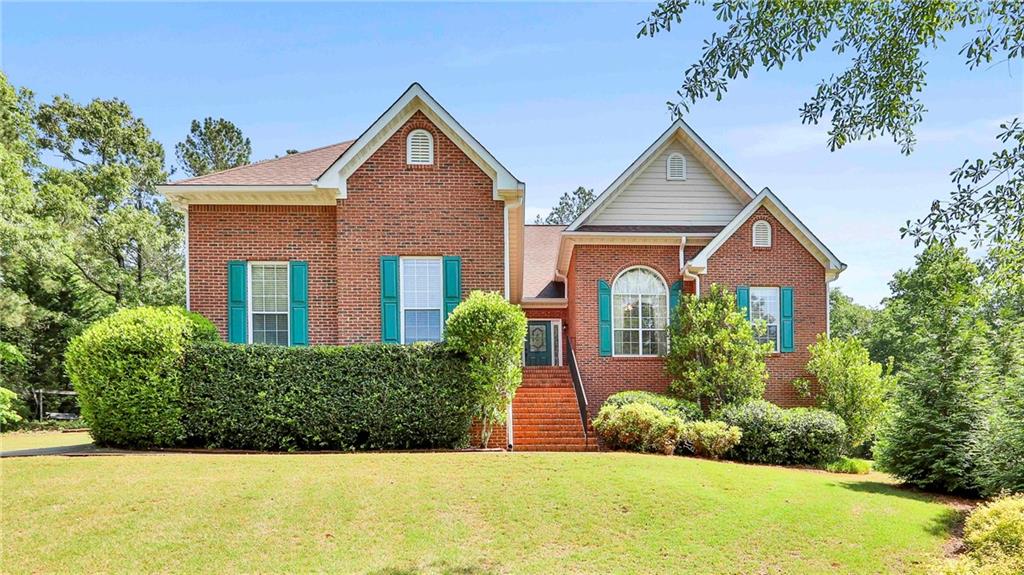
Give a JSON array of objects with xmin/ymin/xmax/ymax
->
[
  {"xmin": 735, "ymin": 285, "xmax": 750, "ymax": 320},
  {"xmin": 380, "ymin": 256, "xmax": 400, "ymax": 343},
  {"xmin": 780, "ymin": 287, "xmax": 794, "ymax": 352},
  {"xmin": 289, "ymin": 261, "xmax": 308, "ymax": 346},
  {"xmin": 227, "ymin": 261, "xmax": 247, "ymax": 344},
  {"xmin": 442, "ymin": 256, "xmax": 462, "ymax": 322},
  {"xmin": 598, "ymin": 279, "xmax": 612, "ymax": 356}
]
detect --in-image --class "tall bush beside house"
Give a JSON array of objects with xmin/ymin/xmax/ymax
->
[
  {"xmin": 65, "ymin": 306, "xmax": 216, "ymax": 447},
  {"xmin": 444, "ymin": 291, "xmax": 527, "ymax": 448},
  {"xmin": 794, "ymin": 335, "xmax": 896, "ymax": 450},
  {"xmin": 874, "ymin": 246, "xmax": 990, "ymax": 495},
  {"xmin": 665, "ymin": 284, "xmax": 770, "ymax": 412}
]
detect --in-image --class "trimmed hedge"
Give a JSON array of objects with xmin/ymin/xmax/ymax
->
[
  {"xmin": 592, "ymin": 403, "xmax": 684, "ymax": 455},
  {"xmin": 718, "ymin": 400, "xmax": 848, "ymax": 465},
  {"xmin": 678, "ymin": 420, "xmax": 742, "ymax": 459},
  {"xmin": 65, "ymin": 306, "xmax": 217, "ymax": 447},
  {"xmin": 603, "ymin": 390, "xmax": 702, "ymax": 422},
  {"xmin": 180, "ymin": 342, "xmax": 478, "ymax": 451}
]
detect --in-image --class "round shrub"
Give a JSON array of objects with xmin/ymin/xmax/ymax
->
[
  {"xmin": 678, "ymin": 420, "xmax": 742, "ymax": 459},
  {"xmin": 963, "ymin": 494, "xmax": 1024, "ymax": 559},
  {"xmin": 593, "ymin": 403, "xmax": 683, "ymax": 455},
  {"xmin": 65, "ymin": 306, "xmax": 217, "ymax": 448},
  {"xmin": 718, "ymin": 400, "xmax": 848, "ymax": 465},
  {"xmin": 603, "ymin": 390, "xmax": 702, "ymax": 422}
]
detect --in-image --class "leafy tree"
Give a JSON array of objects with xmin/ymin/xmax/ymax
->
[
  {"xmin": 972, "ymin": 324, "xmax": 1024, "ymax": 496},
  {"xmin": 829, "ymin": 288, "xmax": 876, "ymax": 342},
  {"xmin": 534, "ymin": 186, "xmax": 595, "ymax": 224},
  {"xmin": 874, "ymin": 245, "xmax": 990, "ymax": 494},
  {"xmin": 0, "ymin": 71, "xmax": 41, "ymax": 254},
  {"xmin": 795, "ymin": 335, "xmax": 895, "ymax": 449},
  {"xmin": 444, "ymin": 291, "xmax": 528, "ymax": 448},
  {"xmin": 637, "ymin": 1, "xmax": 1024, "ymax": 278},
  {"xmin": 35, "ymin": 94, "xmax": 183, "ymax": 306},
  {"xmin": 175, "ymin": 117, "xmax": 252, "ymax": 177},
  {"xmin": 665, "ymin": 284, "xmax": 770, "ymax": 411}
]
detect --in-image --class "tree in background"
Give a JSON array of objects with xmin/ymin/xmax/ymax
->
[
  {"xmin": 35, "ymin": 94, "xmax": 182, "ymax": 306},
  {"xmin": 534, "ymin": 186, "xmax": 595, "ymax": 224},
  {"xmin": 665, "ymin": 284, "xmax": 770, "ymax": 412},
  {"xmin": 637, "ymin": 1, "xmax": 1024, "ymax": 280},
  {"xmin": 828, "ymin": 288, "xmax": 876, "ymax": 342},
  {"xmin": 175, "ymin": 117, "xmax": 252, "ymax": 177},
  {"xmin": 874, "ymin": 246, "xmax": 990, "ymax": 494}
]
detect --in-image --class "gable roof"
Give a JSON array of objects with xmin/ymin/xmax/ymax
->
[
  {"xmin": 566, "ymin": 118, "xmax": 757, "ymax": 231},
  {"xmin": 314, "ymin": 83, "xmax": 523, "ymax": 200},
  {"xmin": 167, "ymin": 141, "xmax": 354, "ymax": 186},
  {"xmin": 689, "ymin": 187, "xmax": 846, "ymax": 278}
]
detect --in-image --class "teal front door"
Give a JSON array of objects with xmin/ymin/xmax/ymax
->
[{"xmin": 525, "ymin": 321, "xmax": 552, "ymax": 366}]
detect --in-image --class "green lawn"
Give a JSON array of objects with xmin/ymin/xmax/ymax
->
[
  {"xmin": 1, "ymin": 430, "xmax": 93, "ymax": 451},
  {"xmin": 2, "ymin": 452, "xmax": 956, "ymax": 574}
]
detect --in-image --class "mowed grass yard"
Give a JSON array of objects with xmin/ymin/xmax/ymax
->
[{"xmin": 2, "ymin": 450, "xmax": 957, "ymax": 574}]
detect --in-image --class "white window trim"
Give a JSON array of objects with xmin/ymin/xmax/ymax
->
[
  {"xmin": 750, "ymin": 286, "xmax": 780, "ymax": 353},
  {"xmin": 752, "ymin": 220, "xmax": 772, "ymax": 248},
  {"xmin": 406, "ymin": 129, "xmax": 434, "ymax": 165},
  {"xmin": 523, "ymin": 319, "xmax": 563, "ymax": 367},
  {"xmin": 398, "ymin": 256, "xmax": 443, "ymax": 345},
  {"xmin": 611, "ymin": 266, "xmax": 669, "ymax": 357},
  {"xmin": 247, "ymin": 261, "xmax": 290, "ymax": 346},
  {"xmin": 666, "ymin": 152, "xmax": 687, "ymax": 181}
]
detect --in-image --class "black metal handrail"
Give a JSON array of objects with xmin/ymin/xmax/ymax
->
[{"xmin": 566, "ymin": 337, "xmax": 589, "ymax": 447}]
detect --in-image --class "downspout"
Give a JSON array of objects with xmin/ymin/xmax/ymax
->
[{"xmin": 679, "ymin": 236, "xmax": 701, "ymax": 297}]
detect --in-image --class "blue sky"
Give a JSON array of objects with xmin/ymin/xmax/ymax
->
[{"xmin": 4, "ymin": 3, "xmax": 1021, "ymax": 306}]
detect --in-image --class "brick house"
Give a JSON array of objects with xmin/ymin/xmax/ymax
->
[{"xmin": 158, "ymin": 84, "xmax": 845, "ymax": 451}]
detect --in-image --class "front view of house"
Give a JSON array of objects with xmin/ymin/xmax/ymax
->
[{"xmin": 158, "ymin": 84, "xmax": 845, "ymax": 451}]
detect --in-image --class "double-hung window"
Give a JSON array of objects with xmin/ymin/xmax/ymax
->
[
  {"xmin": 401, "ymin": 258, "xmax": 443, "ymax": 344},
  {"xmin": 250, "ymin": 262, "xmax": 289, "ymax": 346},
  {"xmin": 749, "ymin": 287, "xmax": 780, "ymax": 352},
  {"xmin": 612, "ymin": 267, "xmax": 669, "ymax": 356}
]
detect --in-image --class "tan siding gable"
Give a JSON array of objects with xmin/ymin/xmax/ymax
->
[{"xmin": 588, "ymin": 140, "xmax": 744, "ymax": 227}]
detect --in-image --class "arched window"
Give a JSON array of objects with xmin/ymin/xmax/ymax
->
[
  {"xmin": 612, "ymin": 267, "xmax": 669, "ymax": 356},
  {"xmin": 406, "ymin": 129, "xmax": 434, "ymax": 165},
  {"xmin": 666, "ymin": 152, "xmax": 687, "ymax": 180},
  {"xmin": 752, "ymin": 220, "xmax": 772, "ymax": 247}
]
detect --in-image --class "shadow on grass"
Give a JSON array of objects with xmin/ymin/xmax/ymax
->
[
  {"xmin": 837, "ymin": 480, "xmax": 968, "ymax": 537},
  {"xmin": 368, "ymin": 561, "xmax": 497, "ymax": 575}
]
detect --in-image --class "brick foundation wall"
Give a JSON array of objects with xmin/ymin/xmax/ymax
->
[
  {"xmin": 337, "ymin": 111, "xmax": 505, "ymax": 343},
  {"xmin": 702, "ymin": 206, "xmax": 826, "ymax": 406},
  {"xmin": 188, "ymin": 204, "xmax": 338, "ymax": 344}
]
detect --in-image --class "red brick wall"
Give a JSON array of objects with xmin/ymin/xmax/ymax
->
[
  {"xmin": 187, "ymin": 204, "xmax": 338, "ymax": 344},
  {"xmin": 337, "ymin": 111, "xmax": 505, "ymax": 343},
  {"xmin": 702, "ymin": 206, "xmax": 826, "ymax": 406}
]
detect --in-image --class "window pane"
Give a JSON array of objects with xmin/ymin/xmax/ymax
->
[
  {"xmin": 614, "ymin": 269, "xmax": 666, "ymax": 296},
  {"xmin": 404, "ymin": 310, "xmax": 441, "ymax": 343},
  {"xmin": 252, "ymin": 263, "xmax": 288, "ymax": 313},
  {"xmin": 253, "ymin": 313, "xmax": 288, "ymax": 346},
  {"xmin": 613, "ymin": 330, "xmax": 639, "ymax": 355},
  {"xmin": 401, "ymin": 259, "xmax": 442, "ymax": 309},
  {"xmin": 642, "ymin": 330, "xmax": 667, "ymax": 356},
  {"xmin": 750, "ymin": 287, "xmax": 780, "ymax": 351},
  {"xmin": 614, "ymin": 294, "xmax": 640, "ymax": 329}
]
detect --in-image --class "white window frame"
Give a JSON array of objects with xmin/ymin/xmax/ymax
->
[
  {"xmin": 611, "ymin": 266, "xmax": 669, "ymax": 357},
  {"xmin": 666, "ymin": 152, "xmax": 687, "ymax": 181},
  {"xmin": 749, "ymin": 286, "xmax": 780, "ymax": 352},
  {"xmin": 406, "ymin": 129, "xmax": 434, "ymax": 165},
  {"xmin": 247, "ymin": 261, "xmax": 289, "ymax": 346},
  {"xmin": 399, "ymin": 256, "xmax": 443, "ymax": 344},
  {"xmin": 752, "ymin": 220, "xmax": 772, "ymax": 248}
]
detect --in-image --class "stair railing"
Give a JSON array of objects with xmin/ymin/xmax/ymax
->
[{"xmin": 566, "ymin": 336, "xmax": 590, "ymax": 448}]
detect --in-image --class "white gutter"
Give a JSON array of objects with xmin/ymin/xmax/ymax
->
[{"xmin": 679, "ymin": 236, "xmax": 701, "ymax": 298}]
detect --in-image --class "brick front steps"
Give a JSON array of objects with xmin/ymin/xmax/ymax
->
[{"xmin": 512, "ymin": 367, "xmax": 596, "ymax": 452}]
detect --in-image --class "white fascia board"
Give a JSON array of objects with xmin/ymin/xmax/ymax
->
[
  {"xmin": 313, "ymin": 83, "xmax": 523, "ymax": 201},
  {"xmin": 157, "ymin": 185, "xmax": 316, "ymax": 194},
  {"xmin": 566, "ymin": 118, "xmax": 758, "ymax": 231},
  {"xmin": 689, "ymin": 187, "xmax": 847, "ymax": 275}
]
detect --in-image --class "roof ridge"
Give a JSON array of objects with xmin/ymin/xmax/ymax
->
[{"xmin": 172, "ymin": 139, "xmax": 355, "ymax": 184}]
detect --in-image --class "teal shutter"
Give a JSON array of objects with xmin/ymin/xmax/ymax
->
[
  {"xmin": 289, "ymin": 261, "xmax": 308, "ymax": 346},
  {"xmin": 780, "ymin": 287, "xmax": 794, "ymax": 352},
  {"xmin": 227, "ymin": 261, "xmax": 247, "ymax": 344},
  {"xmin": 442, "ymin": 256, "xmax": 462, "ymax": 321},
  {"xmin": 380, "ymin": 256, "xmax": 400, "ymax": 344},
  {"xmin": 736, "ymin": 285, "xmax": 750, "ymax": 320},
  {"xmin": 669, "ymin": 280, "xmax": 682, "ymax": 318},
  {"xmin": 598, "ymin": 279, "xmax": 612, "ymax": 357}
]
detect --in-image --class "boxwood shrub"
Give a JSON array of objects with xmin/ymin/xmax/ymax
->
[
  {"xmin": 180, "ymin": 342, "xmax": 478, "ymax": 451},
  {"xmin": 65, "ymin": 306, "xmax": 217, "ymax": 447},
  {"xmin": 718, "ymin": 400, "xmax": 848, "ymax": 465},
  {"xmin": 603, "ymin": 390, "xmax": 702, "ymax": 422},
  {"xmin": 592, "ymin": 403, "xmax": 684, "ymax": 455}
]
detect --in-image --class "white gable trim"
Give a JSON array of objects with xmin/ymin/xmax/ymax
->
[
  {"xmin": 313, "ymin": 83, "xmax": 523, "ymax": 200},
  {"xmin": 688, "ymin": 188, "xmax": 846, "ymax": 279},
  {"xmin": 566, "ymin": 119, "xmax": 757, "ymax": 231}
]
